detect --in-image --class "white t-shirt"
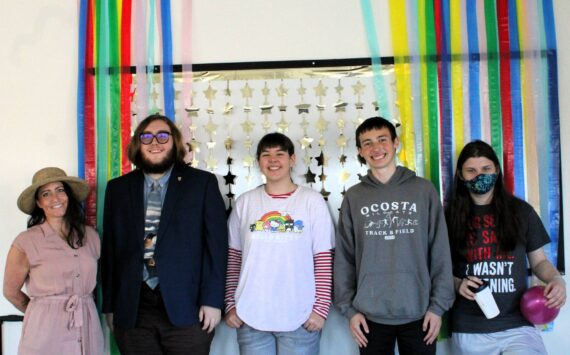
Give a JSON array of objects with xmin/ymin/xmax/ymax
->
[{"xmin": 228, "ymin": 185, "xmax": 335, "ymax": 331}]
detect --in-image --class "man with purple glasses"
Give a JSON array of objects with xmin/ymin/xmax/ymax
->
[{"xmin": 101, "ymin": 113, "xmax": 228, "ymax": 355}]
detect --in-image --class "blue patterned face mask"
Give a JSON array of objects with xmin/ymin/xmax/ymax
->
[{"xmin": 464, "ymin": 173, "xmax": 498, "ymax": 195}]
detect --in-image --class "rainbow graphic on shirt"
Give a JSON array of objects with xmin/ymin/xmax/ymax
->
[{"xmin": 249, "ymin": 211, "xmax": 304, "ymax": 233}]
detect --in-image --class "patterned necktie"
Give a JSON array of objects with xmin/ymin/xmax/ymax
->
[{"xmin": 143, "ymin": 180, "xmax": 161, "ymax": 289}]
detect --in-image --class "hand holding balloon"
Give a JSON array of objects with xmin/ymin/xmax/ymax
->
[
  {"xmin": 543, "ymin": 276, "xmax": 566, "ymax": 308},
  {"xmin": 520, "ymin": 286, "xmax": 561, "ymax": 325}
]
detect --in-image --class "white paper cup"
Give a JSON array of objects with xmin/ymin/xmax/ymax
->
[{"xmin": 472, "ymin": 280, "xmax": 500, "ymax": 319}]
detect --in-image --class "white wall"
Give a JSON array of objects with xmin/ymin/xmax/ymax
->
[{"xmin": 0, "ymin": 1, "xmax": 568, "ymax": 354}]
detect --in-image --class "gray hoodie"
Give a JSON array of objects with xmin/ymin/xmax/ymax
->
[{"xmin": 334, "ymin": 166, "xmax": 455, "ymax": 325}]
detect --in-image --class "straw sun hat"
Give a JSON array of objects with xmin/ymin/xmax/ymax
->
[{"xmin": 17, "ymin": 167, "xmax": 90, "ymax": 215}]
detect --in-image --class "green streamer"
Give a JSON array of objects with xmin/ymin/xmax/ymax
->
[
  {"xmin": 424, "ymin": 0, "xmax": 441, "ymax": 193},
  {"xmin": 108, "ymin": 0, "xmax": 121, "ymax": 179},
  {"xmin": 484, "ymin": 0, "xmax": 503, "ymax": 161},
  {"xmin": 96, "ymin": 0, "xmax": 110, "ymax": 232}
]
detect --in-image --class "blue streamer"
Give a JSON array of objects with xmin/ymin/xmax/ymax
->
[
  {"xmin": 77, "ymin": 0, "xmax": 87, "ymax": 178},
  {"xmin": 160, "ymin": 0, "xmax": 175, "ymax": 120},
  {"xmin": 508, "ymin": 0, "xmax": 525, "ymax": 200},
  {"xmin": 439, "ymin": 0, "xmax": 453, "ymax": 197},
  {"xmin": 466, "ymin": 0, "xmax": 481, "ymax": 141},
  {"xmin": 542, "ymin": 0, "xmax": 561, "ymax": 263},
  {"xmin": 359, "ymin": 0, "xmax": 390, "ymax": 119},
  {"xmin": 407, "ymin": 0, "xmax": 424, "ymax": 177}
]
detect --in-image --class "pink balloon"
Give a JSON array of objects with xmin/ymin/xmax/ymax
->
[{"xmin": 520, "ymin": 285, "xmax": 560, "ymax": 324}]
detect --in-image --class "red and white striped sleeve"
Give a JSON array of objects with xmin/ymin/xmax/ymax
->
[
  {"xmin": 312, "ymin": 249, "xmax": 334, "ymax": 319},
  {"xmin": 224, "ymin": 247, "xmax": 242, "ymax": 313}
]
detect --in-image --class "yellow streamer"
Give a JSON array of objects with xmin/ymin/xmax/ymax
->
[
  {"xmin": 450, "ymin": 0, "xmax": 464, "ymax": 160},
  {"xmin": 517, "ymin": 0, "xmax": 539, "ymax": 210},
  {"xmin": 389, "ymin": 0, "xmax": 415, "ymax": 171},
  {"xmin": 418, "ymin": 0, "xmax": 431, "ymax": 179}
]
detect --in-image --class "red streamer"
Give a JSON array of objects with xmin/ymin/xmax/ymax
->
[
  {"xmin": 120, "ymin": 0, "xmax": 133, "ymax": 174},
  {"xmin": 497, "ymin": 0, "xmax": 514, "ymax": 192},
  {"xmin": 84, "ymin": 0, "xmax": 97, "ymax": 226}
]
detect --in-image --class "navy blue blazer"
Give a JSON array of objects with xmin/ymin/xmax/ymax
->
[{"xmin": 101, "ymin": 164, "xmax": 228, "ymax": 328}]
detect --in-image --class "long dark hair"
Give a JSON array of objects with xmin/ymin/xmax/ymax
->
[
  {"xmin": 127, "ymin": 113, "xmax": 187, "ymax": 168},
  {"xmin": 28, "ymin": 182, "xmax": 86, "ymax": 249},
  {"xmin": 446, "ymin": 140, "xmax": 522, "ymax": 255}
]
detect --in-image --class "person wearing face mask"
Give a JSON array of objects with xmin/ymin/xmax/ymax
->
[{"xmin": 446, "ymin": 140, "xmax": 566, "ymax": 355}]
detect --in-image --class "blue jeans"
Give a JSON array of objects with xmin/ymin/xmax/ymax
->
[{"xmin": 237, "ymin": 323, "xmax": 321, "ymax": 355}]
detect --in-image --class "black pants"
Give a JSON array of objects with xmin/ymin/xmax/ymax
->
[
  {"xmin": 114, "ymin": 283, "xmax": 214, "ymax": 355},
  {"xmin": 360, "ymin": 319, "xmax": 436, "ymax": 355}
]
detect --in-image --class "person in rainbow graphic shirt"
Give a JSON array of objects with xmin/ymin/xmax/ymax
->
[{"xmin": 224, "ymin": 132, "xmax": 335, "ymax": 355}]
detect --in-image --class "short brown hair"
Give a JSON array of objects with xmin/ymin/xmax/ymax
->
[{"xmin": 127, "ymin": 113, "xmax": 187, "ymax": 168}]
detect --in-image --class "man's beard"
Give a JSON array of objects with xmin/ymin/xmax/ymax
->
[{"xmin": 139, "ymin": 148, "xmax": 176, "ymax": 174}]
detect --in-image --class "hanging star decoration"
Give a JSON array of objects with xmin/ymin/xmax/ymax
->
[
  {"xmin": 189, "ymin": 138, "xmax": 201, "ymax": 153},
  {"xmin": 276, "ymin": 82, "xmax": 288, "ymax": 97},
  {"xmin": 315, "ymin": 152, "xmax": 326, "ymax": 166},
  {"xmin": 243, "ymin": 154, "xmax": 255, "ymax": 168},
  {"xmin": 299, "ymin": 136, "xmax": 313, "ymax": 150},
  {"xmin": 336, "ymin": 134, "xmax": 348, "ymax": 148},
  {"xmin": 297, "ymin": 83, "xmax": 307, "ymax": 97},
  {"xmin": 241, "ymin": 120, "xmax": 255, "ymax": 134},
  {"xmin": 204, "ymin": 84, "xmax": 217, "ymax": 102},
  {"xmin": 260, "ymin": 104, "xmax": 274, "ymax": 115},
  {"xmin": 206, "ymin": 156, "xmax": 218, "ymax": 171},
  {"xmin": 296, "ymin": 103, "xmax": 310, "ymax": 115},
  {"xmin": 277, "ymin": 118, "xmax": 290, "ymax": 133},
  {"xmin": 334, "ymin": 100, "xmax": 348, "ymax": 113},
  {"xmin": 335, "ymin": 82, "xmax": 344, "ymax": 95},
  {"xmin": 185, "ymin": 106, "xmax": 200, "ymax": 117},
  {"xmin": 315, "ymin": 116, "xmax": 329, "ymax": 134},
  {"xmin": 319, "ymin": 171, "xmax": 327, "ymax": 182},
  {"xmin": 261, "ymin": 119, "xmax": 272, "ymax": 132},
  {"xmin": 339, "ymin": 154, "xmax": 347, "ymax": 164},
  {"xmin": 320, "ymin": 187, "xmax": 331, "ymax": 201},
  {"xmin": 243, "ymin": 138, "xmax": 254, "ymax": 149},
  {"xmin": 224, "ymin": 171, "xmax": 237, "ymax": 185},
  {"xmin": 223, "ymin": 81, "xmax": 234, "ymax": 115},
  {"xmin": 339, "ymin": 169, "xmax": 350, "ymax": 183},
  {"xmin": 204, "ymin": 120, "xmax": 219, "ymax": 136},
  {"xmin": 314, "ymin": 80, "xmax": 328, "ymax": 98},
  {"xmin": 224, "ymin": 134, "xmax": 236, "ymax": 215},
  {"xmin": 304, "ymin": 168, "xmax": 316, "ymax": 184},
  {"xmin": 224, "ymin": 137, "xmax": 233, "ymax": 151},
  {"xmin": 352, "ymin": 80, "xmax": 366, "ymax": 96},
  {"xmin": 241, "ymin": 82, "xmax": 253, "ymax": 99}
]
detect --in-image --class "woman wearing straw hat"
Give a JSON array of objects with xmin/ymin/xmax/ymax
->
[{"xmin": 3, "ymin": 167, "xmax": 104, "ymax": 354}]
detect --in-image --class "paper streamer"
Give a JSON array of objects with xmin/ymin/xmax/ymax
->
[
  {"xmin": 389, "ymin": 0, "xmax": 416, "ymax": 171},
  {"xmin": 160, "ymin": 0, "xmax": 175, "ymax": 120},
  {"xmin": 360, "ymin": 0, "xmax": 391, "ymax": 119},
  {"xmin": 508, "ymin": 0, "xmax": 526, "ymax": 199}
]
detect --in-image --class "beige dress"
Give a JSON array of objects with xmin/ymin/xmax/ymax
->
[{"xmin": 13, "ymin": 222, "xmax": 104, "ymax": 355}]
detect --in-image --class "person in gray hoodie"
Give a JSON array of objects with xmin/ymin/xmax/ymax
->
[{"xmin": 334, "ymin": 116, "xmax": 455, "ymax": 355}]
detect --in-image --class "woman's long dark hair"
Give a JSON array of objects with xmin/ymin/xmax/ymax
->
[
  {"xmin": 27, "ymin": 182, "xmax": 86, "ymax": 249},
  {"xmin": 446, "ymin": 140, "xmax": 522, "ymax": 256}
]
